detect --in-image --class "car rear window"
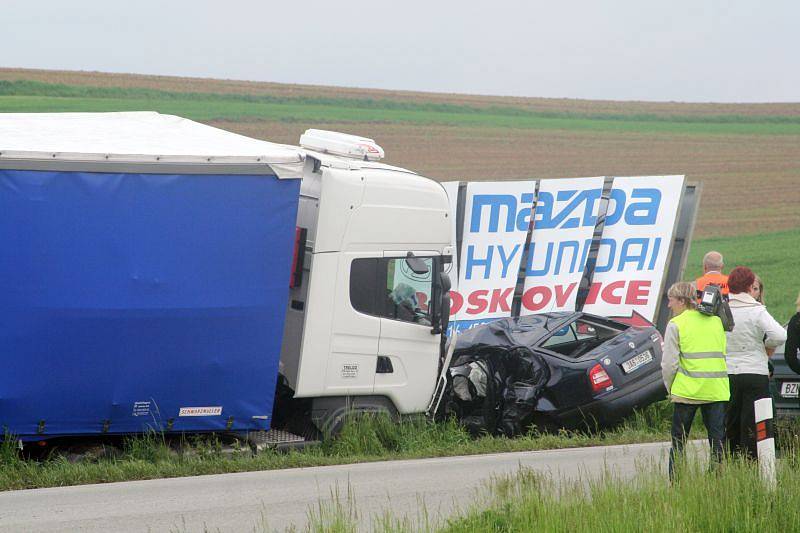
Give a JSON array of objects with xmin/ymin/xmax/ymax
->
[{"xmin": 542, "ymin": 319, "xmax": 624, "ymax": 359}]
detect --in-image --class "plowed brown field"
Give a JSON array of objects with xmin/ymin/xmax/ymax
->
[
  {"xmin": 217, "ymin": 121, "xmax": 800, "ymax": 238},
  {"xmin": 2, "ymin": 67, "xmax": 799, "ymax": 239}
]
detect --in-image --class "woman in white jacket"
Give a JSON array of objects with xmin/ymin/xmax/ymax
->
[{"xmin": 725, "ymin": 266, "xmax": 786, "ymax": 459}]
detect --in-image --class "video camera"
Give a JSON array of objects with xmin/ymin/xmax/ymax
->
[{"xmin": 698, "ymin": 284, "xmax": 735, "ymax": 332}]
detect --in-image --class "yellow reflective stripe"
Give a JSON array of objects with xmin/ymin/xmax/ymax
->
[
  {"xmin": 681, "ymin": 351, "xmax": 725, "ymax": 360},
  {"xmin": 671, "ymin": 371, "xmax": 730, "ymax": 402},
  {"xmin": 676, "ymin": 367, "xmax": 728, "ymax": 379},
  {"xmin": 679, "ymin": 356, "xmax": 727, "ymax": 373}
]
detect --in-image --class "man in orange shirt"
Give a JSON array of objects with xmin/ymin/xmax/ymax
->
[{"xmin": 696, "ymin": 251, "xmax": 729, "ymax": 297}]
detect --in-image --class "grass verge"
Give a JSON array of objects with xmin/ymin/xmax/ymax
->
[
  {"xmin": 440, "ymin": 454, "xmax": 800, "ymax": 532},
  {"xmin": 0, "ymin": 402, "xmax": 676, "ymax": 492},
  {"xmin": 308, "ymin": 441, "xmax": 800, "ymax": 532}
]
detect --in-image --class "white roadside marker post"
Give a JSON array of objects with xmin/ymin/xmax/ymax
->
[{"xmin": 754, "ymin": 397, "xmax": 776, "ymax": 489}]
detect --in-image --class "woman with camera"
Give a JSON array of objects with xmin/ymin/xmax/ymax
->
[
  {"xmin": 725, "ymin": 266, "xmax": 786, "ymax": 459},
  {"xmin": 661, "ymin": 281, "xmax": 728, "ymax": 480}
]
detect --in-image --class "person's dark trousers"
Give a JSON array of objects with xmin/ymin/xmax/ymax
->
[
  {"xmin": 726, "ymin": 373, "xmax": 770, "ymax": 460},
  {"xmin": 669, "ymin": 401, "xmax": 726, "ymax": 481}
]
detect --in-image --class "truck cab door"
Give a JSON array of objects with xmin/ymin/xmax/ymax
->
[
  {"xmin": 323, "ymin": 252, "xmax": 382, "ymax": 394},
  {"xmin": 376, "ymin": 254, "xmax": 441, "ymax": 414}
]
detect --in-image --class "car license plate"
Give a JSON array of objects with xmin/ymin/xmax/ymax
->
[
  {"xmin": 622, "ymin": 350, "xmax": 653, "ymax": 374},
  {"xmin": 781, "ymin": 382, "xmax": 800, "ymax": 398}
]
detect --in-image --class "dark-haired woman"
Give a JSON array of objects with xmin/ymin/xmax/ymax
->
[
  {"xmin": 725, "ymin": 266, "xmax": 786, "ymax": 459},
  {"xmin": 784, "ymin": 291, "xmax": 800, "ymax": 375}
]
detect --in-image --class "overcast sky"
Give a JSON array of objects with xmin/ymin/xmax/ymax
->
[{"xmin": 3, "ymin": 0, "xmax": 798, "ymax": 102}]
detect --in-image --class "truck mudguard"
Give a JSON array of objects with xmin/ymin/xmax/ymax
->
[{"xmin": 0, "ymin": 169, "xmax": 300, "ymax": 439}]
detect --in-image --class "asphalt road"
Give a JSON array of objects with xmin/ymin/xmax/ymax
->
[{"xmin": 0, "ymin": 440, "xmax": 695, "ymax": 532}]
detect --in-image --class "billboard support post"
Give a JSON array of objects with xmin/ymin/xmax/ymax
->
[
  {"xmin": 655, "ymin": 181, "xmax": 702, "ymax": 332},
  {"xmin": 575, "ymin": 176, "xmax": 614, "ymax": 312},
  {"xmin": 512, "ymin": 180, "xmax": 540, "ymax": 316}
]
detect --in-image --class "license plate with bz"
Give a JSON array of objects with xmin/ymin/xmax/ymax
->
[{"xmin": 781, "ymin": 382, "xmax": 800, "ymax": 398}]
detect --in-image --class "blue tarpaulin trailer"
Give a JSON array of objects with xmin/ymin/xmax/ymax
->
[{"xmin": 0, "ymin": 112, "xmax": 305, "ymax": 440}]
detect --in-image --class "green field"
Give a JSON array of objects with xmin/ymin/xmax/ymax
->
[
  {"xmin": 2, "ymin": 80, "xmax": 800, "ymax": 135},
  {"xmin": 687, "ymin": 229, "xmax": 799, "ymax": 323}
]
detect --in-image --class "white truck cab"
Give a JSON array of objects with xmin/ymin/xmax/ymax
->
[{"xmin": 277, "ymin": 130, "xmax": 453, "ymax": 436}]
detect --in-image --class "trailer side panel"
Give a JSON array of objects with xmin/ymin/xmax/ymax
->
[{"xmin": 0, "ymin": 169, "xmax": 300, "ymax": 439}]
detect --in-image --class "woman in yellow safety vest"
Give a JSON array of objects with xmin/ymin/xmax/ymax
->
[{"xmin": 661, "ymin": 281, "xmax": 729, "ymax": 481}]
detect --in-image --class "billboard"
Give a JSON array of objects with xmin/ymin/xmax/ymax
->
[
  {"xmin": 521, "ymin": 176, "xmax": 605, "ymax": 315},
  {"xmin": 445, "ymin": 180, "xmax": 536, "ymax": 333},
  {"xmin": 444, "ymin": 175, "xmax": 687, "ymax": 333},
  {"xmin": 582, "ymin": 175, "xmax": 685, "ymax": 322}
]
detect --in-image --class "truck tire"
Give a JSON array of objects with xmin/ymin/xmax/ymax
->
[{"xmin": 310, "ymin": 396, "xmax": 399, "ymax": 438}]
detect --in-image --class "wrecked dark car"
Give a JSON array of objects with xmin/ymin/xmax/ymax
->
[{"xmin": 443, "ymin": 312, "xmax": 667, "ymax": 436}]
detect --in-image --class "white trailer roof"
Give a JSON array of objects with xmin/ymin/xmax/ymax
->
[{"xmin": 0, "ymin": 112, "xmax": 305, "ymax": 178}]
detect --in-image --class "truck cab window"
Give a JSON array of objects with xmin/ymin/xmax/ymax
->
[
  {"xmin": 349, "ymin": 257, "xmax": 434, "ymax": 325},
  {"xmin": 350, "ymin": 258, "xmax": 379, "ymax": 315},
  {"xmin": 384, "ymin": 257, "xmax": 433, "ymax": 326}
]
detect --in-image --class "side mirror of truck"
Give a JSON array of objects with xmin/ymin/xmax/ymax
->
[
  {"xmin": 405, "ymin": 253, "xmax": 430, "ymax": 275},
  {"xmin": 431, "ymin": 272, "xmax": 452, "ymax": 335},
  {"xmin": 439, "ymin": 292, "xmax": 451, "ymax": 336},
  {"xmin": 440, "ymin": 271, "xmax": 451, "ymax": 293}
]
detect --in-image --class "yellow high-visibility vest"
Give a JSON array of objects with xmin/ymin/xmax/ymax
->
[{"xmin": 669, "ymin": 309, "xmax": 729, "ymax": 402}]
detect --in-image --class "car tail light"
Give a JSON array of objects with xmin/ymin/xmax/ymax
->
[{"xmin": 589, "ymin": 363, "xmax": 613, "ymax": 394}]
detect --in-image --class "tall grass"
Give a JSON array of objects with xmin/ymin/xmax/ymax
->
[
  {"xmin": 0, "ymin": 433, "xmax": 22, "ymax": 467},
  {"xmin": 303, "ymin": 441, "xmax": 800, "ymax": 532},
  {"xmin": 440, "ymin": 455, "xmax": 800, "ymax": 533},
  {"xmin": 305, "ymin": 452, "xmax": 800, "ymax": 532}
]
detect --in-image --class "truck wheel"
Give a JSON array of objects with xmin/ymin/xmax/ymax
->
[{"xmin": 311, "ymin": 396, "xmax": 399, "ymax": 438}]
